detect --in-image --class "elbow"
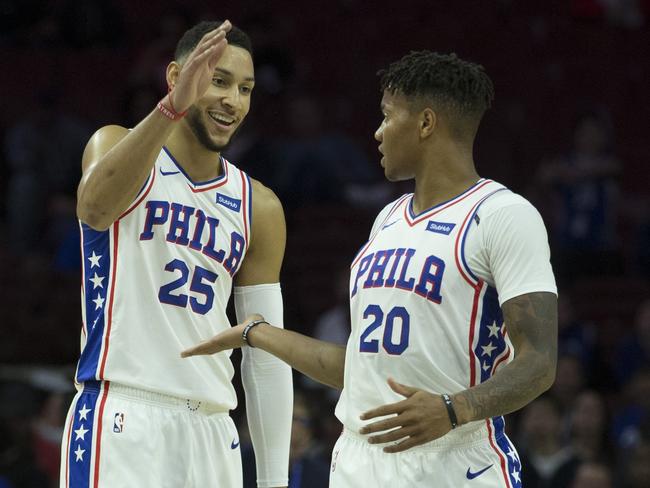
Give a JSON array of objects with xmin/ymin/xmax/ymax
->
[
  {"xmin": 77, "ymin": 200, "xmax": 112, "ymax": 231},
  {"xmin": 538, "ymin": 355, "xmax": 557, "ymax": 394}
]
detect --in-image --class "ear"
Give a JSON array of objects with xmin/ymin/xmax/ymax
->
[
  {"xmin": 166, "ymin": 61, "xmax": 181, "ymax": 91},
  {"xmin": 419, "ymin": 108, "xmax": 436, "ymax": 138}
]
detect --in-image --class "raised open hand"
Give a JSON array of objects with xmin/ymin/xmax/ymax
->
[{"xmin": 165, "ymin": 20, "xmax": 232, "ymax": 114}]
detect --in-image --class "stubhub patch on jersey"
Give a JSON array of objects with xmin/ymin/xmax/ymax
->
[
  {"xmin": 426, "ymin": 220, "xmax": 456, "ymax": 235},
  {"xmin": 216, "ymin": 193, "xmax": 241, "ymax": 212}
]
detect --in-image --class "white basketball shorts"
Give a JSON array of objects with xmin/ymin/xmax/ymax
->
[
  {"xmin": 60, "ymin": 381, "xmax": 242, "ymax": 488},
  {"xmin": 329, "ymin": 427, "xmax": 523, "ymax": 488}
]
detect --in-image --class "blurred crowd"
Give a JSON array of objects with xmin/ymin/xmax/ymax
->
[{"xmin": 1, "ymin": 1, "xmax": 649, "ymax": 487}]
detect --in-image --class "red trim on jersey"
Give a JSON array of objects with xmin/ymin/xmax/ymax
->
[
  {"xmin": 63, "ymin": 397, "xmax": 76, "ymax": 488},
  {"xmin": 486, "ymin": 419, "xmax": 512, "ymax": 488},
  {"xmin": 491, "ymin": 345, "xmax": 512, "ymax": 376},
  {"xmin": 98, "ymin": 223, "xmax": 119, "ymax": 379},
  {"xmin": 468, "ymin": 281, "xmax": 483, "ymax": 387},
  {"xmin": 350, "ymin": 194, "xmax": 410, "ymax": 269},
  {"xmin": 240, "ymin": 170, "xmax": 249, "ymax": 248},
  {"xmin": 119, "ymin": 167, "xmax": 157, "ymax": 220},
  {"xmin": 92, "ymin": 382, "xmax": 110, "ymax": 488},
  {"xmin": 79, "ymin": 222, "xmax": 88, "ymax": 338},
  {"xmin": 404, "ymin": 180, "xmax": 493, "ymax": 227},
  {"xmin": 187, "ymin": 159, "xmax": 230, "ymax": 193}
]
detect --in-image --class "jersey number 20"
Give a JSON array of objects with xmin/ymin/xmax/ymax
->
[{"xmin": 359, "ymin": 304, "xmax": 410, "ymax": 355}]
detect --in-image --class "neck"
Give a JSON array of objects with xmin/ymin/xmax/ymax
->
[
  {"xmin": 411, "ymin": 146, "xmax": 479, "ymax": 214},
  {"xmin": 164, "ymin": 124, "xmax": 224, "ymax": 182}
]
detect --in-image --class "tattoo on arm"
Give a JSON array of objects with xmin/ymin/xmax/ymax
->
[{"xmin": 454, "ymin": 292, "xmax": 558, "ymax": 423}]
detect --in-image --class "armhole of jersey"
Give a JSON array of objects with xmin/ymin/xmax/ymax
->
[
  {"xmin": 350, "ymin": 193, "xmax": 411, "ymax": 269},
  {"xmin": 118, "ymin": 166, "xmax": 156, "ymax": 220},
  {"xmin": 239, "ymin": 168, "xmax": 253, "ymax": 252},
  {"xmin": 454, "ymin": 188, "xmax": 508, "ymax": 288}
]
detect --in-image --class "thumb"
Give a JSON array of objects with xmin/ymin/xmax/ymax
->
[{"xmin": 387, "ymin": 377, "xmax": 418, "ymax": 398}]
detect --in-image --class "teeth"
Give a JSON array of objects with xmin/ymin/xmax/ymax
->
[{"xmin": 209, "ymin": 113, "xmax": 235, "ymax": 125}]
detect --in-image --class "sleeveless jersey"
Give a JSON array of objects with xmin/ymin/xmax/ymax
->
[
  {"xmin": 336, "ymin": 179, "xmax": 515, "ymax": 443},
  {"xmin": 76, "ymin": 147, "xmax": 252, "ymax": 409}
]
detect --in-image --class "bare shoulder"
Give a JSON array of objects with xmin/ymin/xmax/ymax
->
[
  {"xmin": 235, "ymin": 178, "xmax": 286, "ymax": 285},
  {"xmin": 82, "ymin": 125, "xmax": 130, "ymax": 171},
  {"xmin": 249, "ymin": 177, "xmax": 285, "ymax": 231}
]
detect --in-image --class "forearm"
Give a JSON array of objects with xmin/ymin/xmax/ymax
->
[
  {"xmin": 451, "ymin": 350, "xmax": 555, "ymax": 425},
  {"xmin": 248, "ymin": 324, "xmax": 346, "ymax": 389},
  {"xmin": 77, "ymin": 104, "xmax": 176, "ymax": 229}
]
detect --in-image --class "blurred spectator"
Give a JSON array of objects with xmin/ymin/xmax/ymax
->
[
  {"xmin": 620, "ymin": 439, "xmax": 650, "ymax": 487},
  {"xmin": 4, "ymin": 88, "xmax": 90, "ymax": 262},
  {"xmin": 612, "ymin": 367, "xmax": 650, "ymax": 450},
  {"xmin": 613, "ymin": 299, "xmax": 650, "ymax": 386},
  {"xmin": 568, "ymin": 390, "xmax": 613, "ymax": 464},
  {"xmin": 518, "ymin": 394, "xmax": 581, "ymax": 488},
  {"xmin": 537, "ymin": 110, "xmax": 622, "ymax": 283},
  {"xmin": 272, "ymin": 93, "xmax": 376, "ymax": 208},
  {"xmin": 550, "ymin": 354, "xmax": 587, "ymax": 415},
  {"xmin": 0, "ymin": 382, "xmax": 49, "ymax": 488},
  {"xmin": 558, "ymin": 293, "xmax": 598, "ymax": 373},
  {"xmin": 288, "ymin": 392, "xmax": 330, "ymax": 488},
  {"xmin": 569, "ymin": 461, "xmax": 612, "ymax": 488}
]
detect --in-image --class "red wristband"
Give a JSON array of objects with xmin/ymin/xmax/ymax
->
[{"xmin": 157, "ymin": 92, "xmax": 187, "ymax": 121}]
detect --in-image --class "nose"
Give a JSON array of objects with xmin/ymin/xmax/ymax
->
[
  {"xmin": 374, "ymin": 124, "xmax": 383, "ymax": 142},
  {"xmin": 221, "ymin": 85, "xmax": 241, "ymax": 111}
]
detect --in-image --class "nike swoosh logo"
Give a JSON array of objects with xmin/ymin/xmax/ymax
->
[
  {"xmin": 230, "ymin": 439, "xmax": 240, "ymax": 449},
  {"xmin": 382, "ymin": 220, "xmax": 399, "ymax": 230},
  {"xmin": 466, "ymin": 464, "xmax": 493, "ymax": 480},
  {"xmin": 159, "ymin": 168, "xmax": 181, "ymax": 176}
]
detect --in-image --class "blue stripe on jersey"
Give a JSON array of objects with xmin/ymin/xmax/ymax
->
[
  {"xmin": 459, "ymin": 188, "xmax": 507, "ymax": 283},
  {"xmin": 245, "ymin": 173, "xmax": 253, "ymax": 234},
  {"xmin": 492, "ymin": 416, "xmax": 523, "ymax": 487},
  {"xmin": 77, "ymin": 224, "xmax": 111, "ymax": 382},
  {"xmin": 476, "ymin": 286, "xmax": 506, "ymax": 383},
  {"xmin": 67, "ymin": 382, "xmax": 101, "ymax": 488}
]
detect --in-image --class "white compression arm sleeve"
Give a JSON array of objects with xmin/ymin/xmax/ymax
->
[{"xmin": 235, "ymin": 284, "xmax": 293, "ymax": 488}]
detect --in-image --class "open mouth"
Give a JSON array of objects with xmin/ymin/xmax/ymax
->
[{"xmin": 208, "ymin": 112, "xmax": 236, "ymax": 129}]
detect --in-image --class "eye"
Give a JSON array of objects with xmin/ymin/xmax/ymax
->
[
  {"xmin": 212, "ymin": 77, "xmax": 226, "ymax": 86},
  {"xmin": 240, "ymin": 85, "xmax": 253, "ymax": 95}
]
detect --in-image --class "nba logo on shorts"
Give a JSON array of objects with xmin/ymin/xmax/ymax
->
[{"xmin": 113, "ymin": 412, "xmax": 125, "ymax": 433}]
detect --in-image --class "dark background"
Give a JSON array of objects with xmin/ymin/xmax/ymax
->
[{"xmin": 1, "ymin": 1, "xmax": 649, "ymax": 487}]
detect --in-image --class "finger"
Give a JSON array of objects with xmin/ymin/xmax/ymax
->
[
  {"xmin": 359, "ymin": 416, "xmax": 403, "ymax": 435},
  {"xmin": 387, "ymin": 377, "xmax": 418, "ymax": 398},
  {"xmin": 367, "ymin": 426, "xmax": 417, "ymax": 445},
  {"xmin": 199, "ymin": 20, "xmax": 231, "ymax": 43},
  {"xmin": 383, "ymin": 435, "xmax": 425, "ymax": 454},
  {"xmin": 180, "ymin": 339, "xmax": 221, "ymax": 358},
  {"xmin": 360, "ymin": 399, "xmax": 407, "ymax": 420}
]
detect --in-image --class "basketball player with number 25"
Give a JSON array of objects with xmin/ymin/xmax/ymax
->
[{"xmin": 61, "ymin": 20, "xmax": 292, "ymax": 488}]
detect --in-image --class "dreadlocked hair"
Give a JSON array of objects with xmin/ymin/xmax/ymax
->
[{"xmin": 378, "ymin": 51, "xmax": 494, "ymax": 119}]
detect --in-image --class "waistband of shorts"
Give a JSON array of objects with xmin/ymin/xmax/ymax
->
[
  {"xmin": 81, "ymin": 381, "xmax": 229, "ymax": 416},
  {"xmin": 342, "ymin": 420, "xmax": 502, "ymax": 452}
]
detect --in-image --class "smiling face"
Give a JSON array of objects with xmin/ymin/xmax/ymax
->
[
  {"xmin": 374, "ymin": 90, "xmax": 422, "ymax": 182},
  {"xmin": 186, "ymin": 44, "xmax": 255, "ymax": 152}
]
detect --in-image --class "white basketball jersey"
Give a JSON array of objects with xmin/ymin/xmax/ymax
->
[
  {"xmin": 76, "ymin": 147, "xmax": 252, "ymax": 409},
  {"xmin": 336, "ymin": 179, "xmax": 515, "ymax": 442}
]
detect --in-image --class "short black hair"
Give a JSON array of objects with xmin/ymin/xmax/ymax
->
[
  {"xmin": 174, "ymin": 20, "xmax": 253, "ymax": 63},
  {"xmin": 379, "ymin": 51, "xmax": 494, "ymax": 137}
]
